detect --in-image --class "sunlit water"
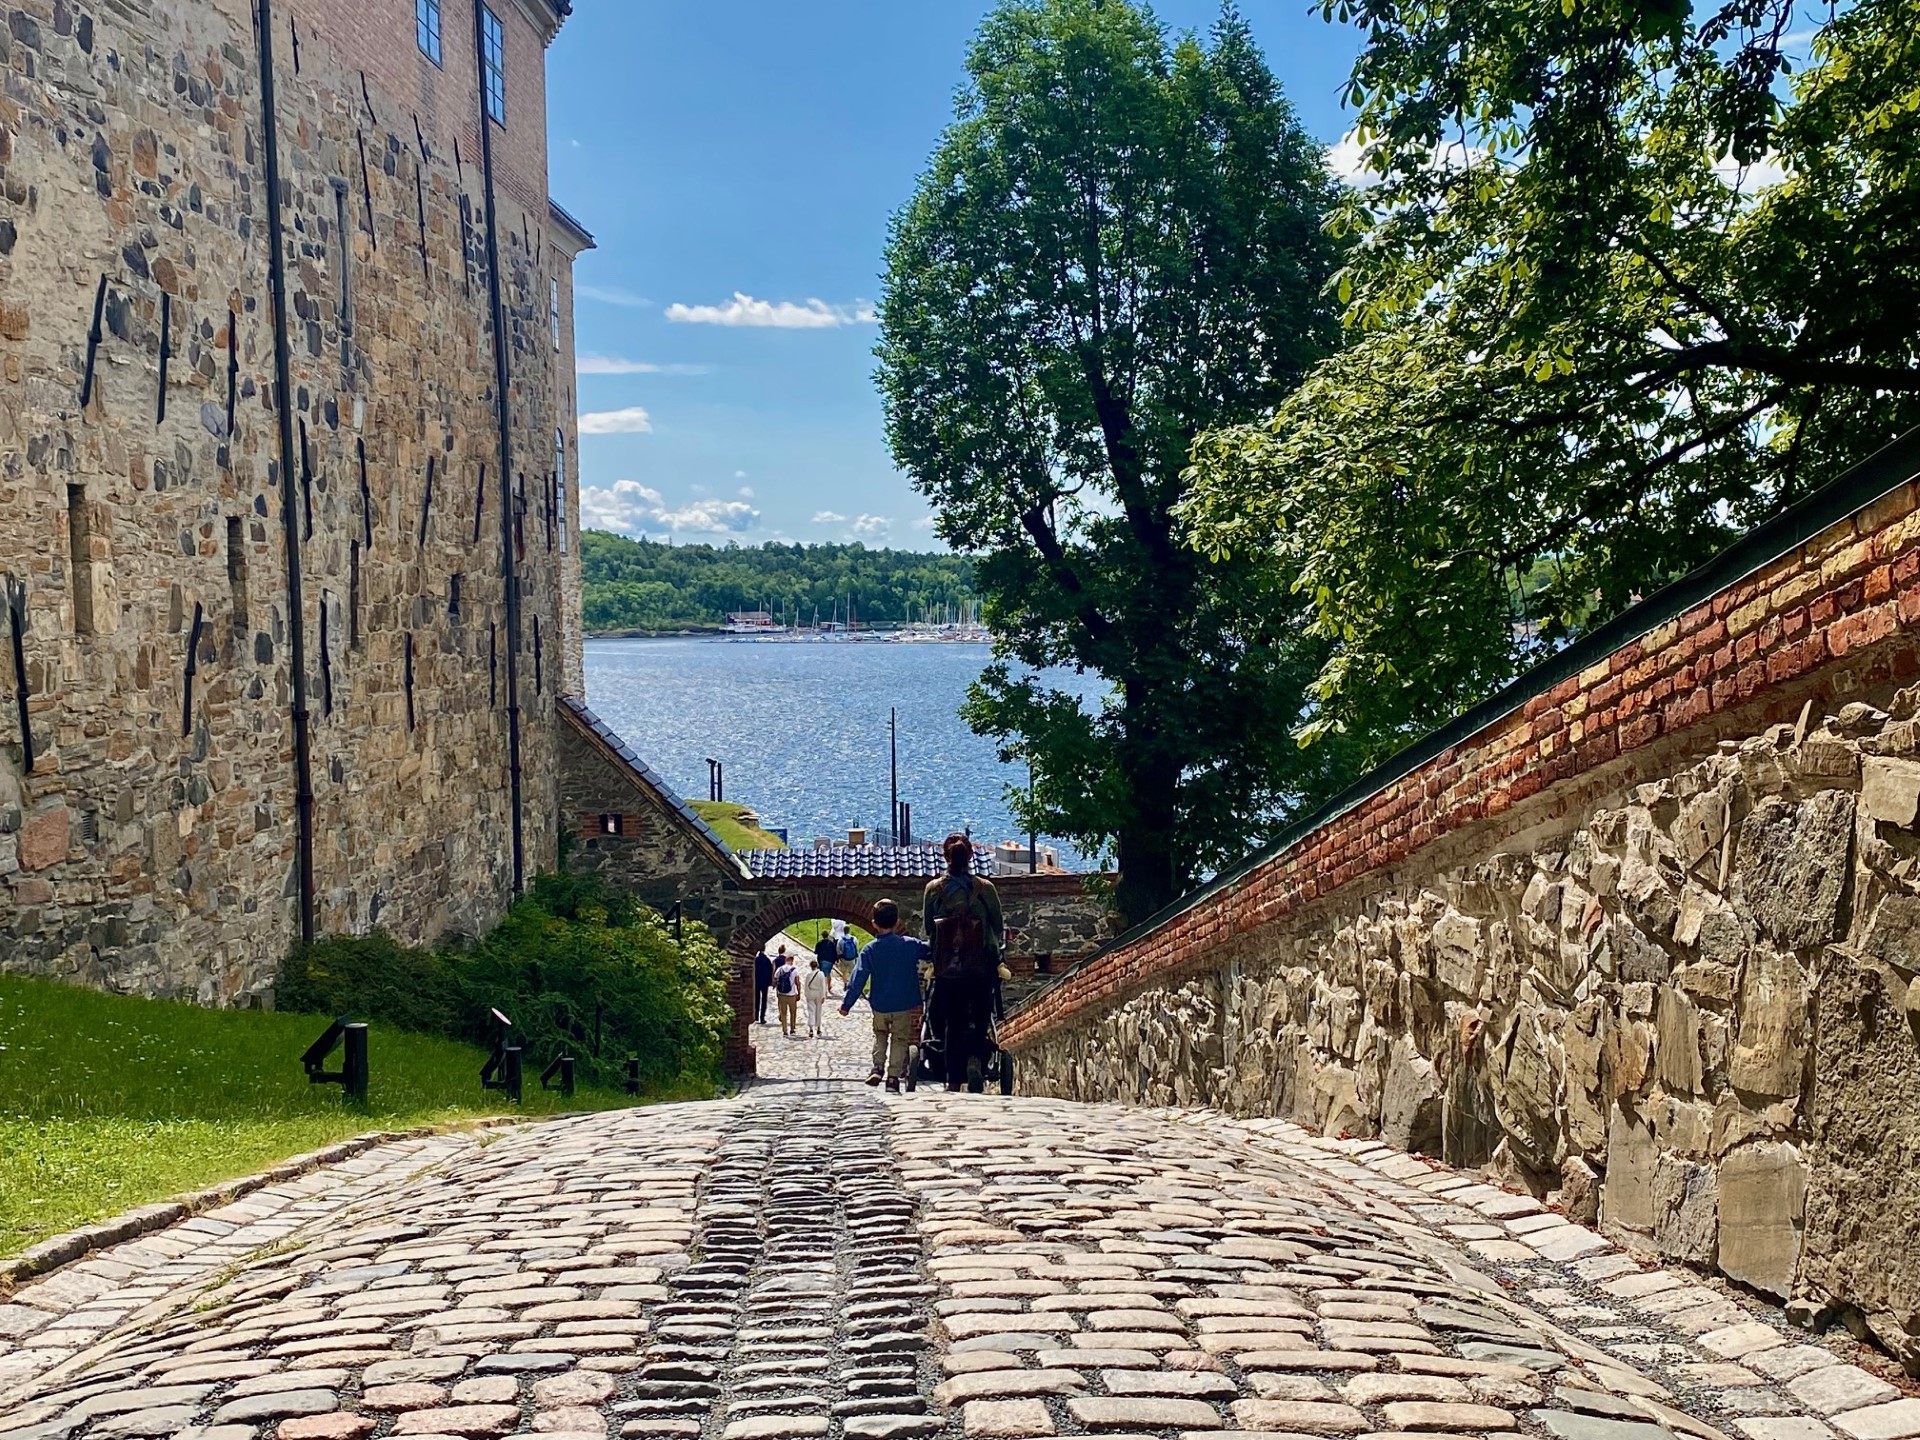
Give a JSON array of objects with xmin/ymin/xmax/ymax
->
[{"xmin": 582, "ymin": 637, "xmax": 1105, "ymax": 870}]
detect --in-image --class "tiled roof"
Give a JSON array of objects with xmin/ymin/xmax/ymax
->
[
  {"xmin": 559, "ymin": 697, "xmax": 747, "ymax": 876},
  {"xmin": 738, "ymin": 845, "xmax": 996, "ymax": 882}
]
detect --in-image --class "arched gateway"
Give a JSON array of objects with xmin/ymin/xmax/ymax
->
[{"xmin": 556, "ymin": 698, "xmax": 1113, "ymax": 1074}]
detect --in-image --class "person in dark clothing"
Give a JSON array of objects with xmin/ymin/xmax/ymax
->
[
  {"xmin": 922, "ymin": 832, "xmax": 1005, "ymax": 1091},
  {"xmin": 813, "ymin": 932, "xmax": 840, "ymax": 998},
  {"xmin": 753, "ymin": 948, "xmax": 774, "ymax": 1025}
]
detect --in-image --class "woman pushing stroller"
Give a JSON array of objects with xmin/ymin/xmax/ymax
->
[{"xmin": 840, "ymin": 832, "xmax": 1008, "ymax": 1093}]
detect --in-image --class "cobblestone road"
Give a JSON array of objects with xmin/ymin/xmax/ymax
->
[{"xmin": 4, "ymin": 1003, "xmax": 1915, "ymax": 1440}]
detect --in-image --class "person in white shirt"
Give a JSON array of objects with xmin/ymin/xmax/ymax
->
[{"xmin": 803, "ymin": 956, "xmax": 830, "ymax": 1038}]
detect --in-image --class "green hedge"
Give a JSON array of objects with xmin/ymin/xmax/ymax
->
[{"xmin": 280, "ymin": 873, "xmax": 732, "ymax": 1093}]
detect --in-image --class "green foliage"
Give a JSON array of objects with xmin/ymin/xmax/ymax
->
[
  {"xmin": 580, "ymin": 532, "xmax": 978, "ymax": 633},
  {"xmin": 281, "ymin": 874, "xmax": 733, "ymax": 1093},
  {"xmin": 1183, "ymin": 0, "xmax": 1920, "ymax": 759},
  {"xmin": 0, "ymin": 973, "xmax": 634, "ymax": 1256},
  {"xmin": 876, "ymin": 0, "xmax": 1356, "ymax": 921},
  {"xmin": 689, "ymin": 801, "xmax": 786, "ymax": 852}
]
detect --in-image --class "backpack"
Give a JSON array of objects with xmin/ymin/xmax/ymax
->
[
  {"xmin": 931, "ymin": 877, "xmax": 991, "ymax": 982},
  {"xmin": 840, "ymin": 932, "xmax": 857, "ymax": 961},
  {"xmin": 775, "ymin": 965, "xmax": 797, "ymax": 996}
]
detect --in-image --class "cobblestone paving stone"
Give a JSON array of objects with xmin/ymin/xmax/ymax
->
[{"xmin": 3, "ymin": 1003, "xmax": 1913, "ymax": 1440}]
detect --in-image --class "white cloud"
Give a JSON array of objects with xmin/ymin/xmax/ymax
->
[
  {"xmin": 1326, "ymin": 132, "xmax": 1377, "ymax": 186},
  {"xmin": 812, "ymin": 510, "xmax": 848, "ymax": 525},
  {"xmin": 1326, "ymin": 128, "xmax": 1484, "ymax": 190},
  {"xmin": 576, "ymin": 355, "xmax": 708, "ymax": 376},
  {"xmin": 738, "ymin": 486, "xmax": 755, "ymax": 498},
  {"xmin": 851, "ymin": 514, "xmax": 892, "ymax": 541},
  {"xmin": 735, "ymin": 470, "xmax": 748, "ymax": 479},
  {"xmin": 665, "ymin": 292, "xmax": 878, "ymax": 329},
  {"xmin": 579, "ymin": 479, "xmax": 760, "ymax": 536},
  {"xmin": 578, "ymin": 406, "xmax": 654, "ymax": 435},
  {"xmin": 1713, "ymin": 151, "xmax": 1789, "ymax": 192},
  {"xmin": 576, "ymin": 284, "xmax": 653, "ymax": 309},
  {"xmin": 912, "ymin": 515, "xmax": 937, "ymax": 531}
]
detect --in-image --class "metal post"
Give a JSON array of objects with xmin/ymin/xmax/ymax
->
[
  {"xmin": 716, "ymin": 761, "xmax": 723, "ymax": 804},
  {"xmin": 342, "ymin": 1023, "xmax": 369, "ymax": 1104},
  {"xmin": 559, "ymin": 1055, "xmax": 574, "ymax": 1098},
  {"xmin": 890, "ymin": 707, "xmax": 898, "ymax": 845},
  {"xmin": 502, "ymin": 1045, "xmax": 523, "ymax": 1103},
  {"xmin": 624, "ymin": 1056, "xmax": 640, "ymax": 1096},
  {"xmin": 1029, "ymin": 759, "xmax": 1038, "ymax": 873}
]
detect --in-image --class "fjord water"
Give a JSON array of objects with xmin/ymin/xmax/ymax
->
[{"xmin": 583, "ymin": 637, "xmax": 1103, "ymax": 870}]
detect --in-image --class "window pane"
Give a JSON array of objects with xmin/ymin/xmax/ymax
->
[
  {"xmin": 550, "ymin": 277, "xmax": 561, "ymax": 350},
  {"xmin": 483, "ymin": 10, "xmax": 506, "ymax": 124},
  {"xmin": 415, "ymin": 0, "xmax": 440, "ymax": 63}
]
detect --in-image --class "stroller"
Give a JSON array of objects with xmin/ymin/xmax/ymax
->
[{"xmin": 905, "ymin": 964, "xmax": 1014, "ymax": 1094}]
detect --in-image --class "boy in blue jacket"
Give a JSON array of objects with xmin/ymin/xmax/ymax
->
[{"xmin": 841, "ymin": 898, "xmax": 929, "ymax": 1092}]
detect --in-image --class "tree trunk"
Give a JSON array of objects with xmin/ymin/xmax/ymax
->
[{"xmin": 1113, "ymin": 738, "xmax": 1181, "ymax": 927}]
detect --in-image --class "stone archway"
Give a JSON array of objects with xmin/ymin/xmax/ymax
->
[{"xmin": 726, "ymin": 886, "xmax": 899, "ymax": 963}]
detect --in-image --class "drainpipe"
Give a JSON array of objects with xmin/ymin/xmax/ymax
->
[
  {"xmin": 472, "ymin": 1, "xmax": 526, "ymax": 893},
  {"xmin": 255, "ymin": 0, "xmax": 315, "ymax": 944}
]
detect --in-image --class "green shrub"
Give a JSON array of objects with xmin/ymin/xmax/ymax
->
[{"xmin": 281, "ymin": 874, "xmax": 732, "ymax": 1093}]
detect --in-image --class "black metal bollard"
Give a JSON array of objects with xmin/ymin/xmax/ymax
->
[
  {"xmin": 624, "ymin": 1056, "xmax": 640, "ymax": 1096},
  {"xmin": 540, "ymin": 1054, "xmax": 575, "ymax": 1099},
  {"xmin": 302, "ymin": 1017, "xmax": 369, "ymax": 1105},
  {"xmin": 481, "ymin": 1009, "xmax": 522, "ymax": 1103},
  {"xmin": 341, "ymin": 1023, "xmax": 369, "ymax": 1104}
]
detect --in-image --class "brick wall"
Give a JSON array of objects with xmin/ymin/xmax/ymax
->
[
  {"xmin": 0, "ymin": 0, "xmax": 580, "ymax": 1000},
  {"xmin": 1001, "ymin": 466, "xmax": 1920, "ymax": 1053}
]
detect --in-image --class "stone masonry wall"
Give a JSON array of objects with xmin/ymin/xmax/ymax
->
[
  {"xmin": 0, "ymin": 0, "xmax": 576, "ymax": 1001},
  {"xmin": 1005, "ymin": 461, "xmax": 1920, "ymax": 1373}
]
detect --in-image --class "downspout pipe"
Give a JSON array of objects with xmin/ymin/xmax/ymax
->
[
  {"xmin": 472, "ymin": 2, "xmax": 526, "ymax": 893},
  {"xmin": 255, "ymin": 0, "xmax": 316, "ymax": 944}
]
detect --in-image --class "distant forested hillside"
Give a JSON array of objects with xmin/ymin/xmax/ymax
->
[{"xmin": 580, "ymin": 531, "xmax": 979, "ymax": 633}]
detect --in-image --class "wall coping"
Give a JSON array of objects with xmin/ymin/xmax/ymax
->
[{"xmin": 1005, "ymin": 423, "xmax": 1920, "ymax": 1044}]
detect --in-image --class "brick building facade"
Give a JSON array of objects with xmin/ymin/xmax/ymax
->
[{"xmin": 0, "ymin": 0, "xmax": 592, "ymax": 1001}]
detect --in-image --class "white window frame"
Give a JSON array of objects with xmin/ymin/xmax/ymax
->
[
  {"xmin": 416, "ymin": 0, "xmax": 442, "ymax": 64},
  {"xmin": 550, "ymin": 277, "xmax": 562, "ymax": 351},
  {"xmin": 555, "ymin": 430, "xmax": 569, "ymax": 556},
  {"xmin": 482, "ymin": 9, "xmax": 506, "ymax": 124}
]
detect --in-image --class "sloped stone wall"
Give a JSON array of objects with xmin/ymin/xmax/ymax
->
[
  {"xmin": 0, "ymin": 0, "xmax": 575, "ymax": 1001},
  {"xmin": 1015, "ymin": 694, "xmax": 1920, "ymax": 1369}
]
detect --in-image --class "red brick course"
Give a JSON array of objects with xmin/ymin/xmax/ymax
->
[{"xmin": 1000, "ymin": 480, "xmax": 1920, "ymax": 1052}]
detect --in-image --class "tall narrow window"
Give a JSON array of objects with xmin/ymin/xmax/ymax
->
[
  {"xmin": 482, "ymin": 9, "xmax": 506, "ymax": 124},
  {"xmin": 416, "ymin": 0, "xmax": 441, "ymax": 64},
  {"xmin": 554, "ymin": 430, "xmax": 569, "ymax": 556},
  {"xmin": 226, "ymin": 516, "xmax": 249, "ymax": 634},
  {"xmin": 67, "ymin": 485, "xmax": 95, "ymax": 636},
  {"xmin": 550, "ymin": 277, "xmax": 561, "ymax": 350}
]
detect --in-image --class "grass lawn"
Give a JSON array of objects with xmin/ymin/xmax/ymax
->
[
  {"xmin": 0, "ymin": 974, "xmax": 644, "ymax": 1259},
  {"xmin": 784, "ymin": 918, "xmax": 876, "ymax": 951},
  {"xmin": 691, "ymin": 800, "xmax": 786, "ymax": 851}
]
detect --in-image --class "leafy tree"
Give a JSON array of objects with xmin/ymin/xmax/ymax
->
[
  {"xmin": 877, "ymin": 0, "xmax": 1354, "ymax": 921},
  {"xmin": 1182, "ymin": 0, "xmax": 1920, "ymax": 760}
]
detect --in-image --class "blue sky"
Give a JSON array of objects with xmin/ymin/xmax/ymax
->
[{"xmin": 547, "ymin": 2, "xmax": 1364, "ymax": 551}]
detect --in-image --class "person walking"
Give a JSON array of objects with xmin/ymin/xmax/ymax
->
[
  {"xmin": 753, "ymin": 947, "xmax": 774, "ymax": 1025},
  {"xmin": 803, "ymin": 955, "xmax": 830, "ymax": 1038},
  {"xmin": 813, "ymin": 930, "xmax": 840, "ymax": 998},
  {"xmin": 922, "ymin": 833, "xmax": 1004, "ymax": 1091},
  {"xmin": 841, "ymin": 898, "xmax": 929, "ymax": 1092},
  {"xmin": 773, "ymin": 946, "xmax": 802, "ymax": 1039}
]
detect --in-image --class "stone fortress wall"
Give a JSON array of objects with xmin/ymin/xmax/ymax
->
[
  {"xmin": 1003, "ymin": 438, "xmax": 1920, "ymax": 1373},
  {"xmin": 0, "ymin": 0, "xmax": 583, "ymax": 1002}
]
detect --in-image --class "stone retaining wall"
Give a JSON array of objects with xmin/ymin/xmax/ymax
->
[{"xmin": 1005, "ymin": 456, "xmax": 1920, "ymax": 1373}]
